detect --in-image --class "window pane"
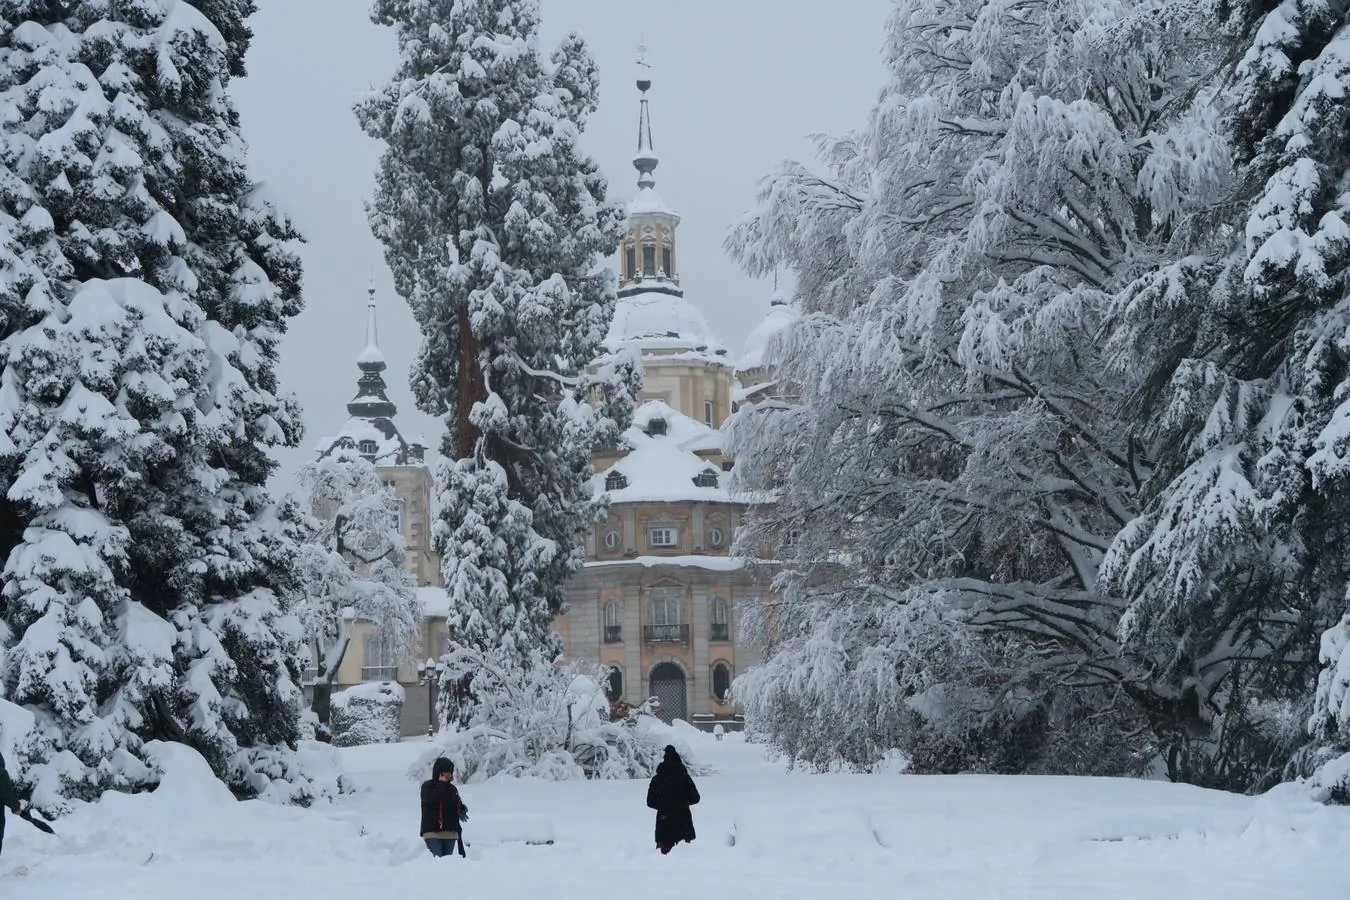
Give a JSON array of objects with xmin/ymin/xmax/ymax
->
[
  {"xmin": 661, "ymin": 247, "xmax": 672, "ymax": 275},
  {"xmin": 642, "ymin": 244, "xmax": 656, "ymax": 276},
  {"xmin": 712, "ymin": 664, "xmax": 730, "ymax": 701},
  {"xmin": 625, "ymin": 246, "xmax": 636, "ymax": 278},
  {"xmin": 650, "ymin": 588, "xmax": 681, "ymax": 626}
]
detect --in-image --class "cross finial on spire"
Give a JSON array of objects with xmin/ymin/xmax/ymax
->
[{"xmin": 633, "ymin": 42, "xmax": 657, "ymax": 189}]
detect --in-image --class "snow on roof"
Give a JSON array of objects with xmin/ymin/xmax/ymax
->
[
  {"xmin": 733, "ymin": 379, "xmax": 779, "ymax": 404},
  {"xmin": 604, "ymin": 291, "xmax": 727, "ymax": 358},
  {"xmin": 357, "ymin": 341, "xmax": 385, "ymax": 367},
  {"xmin": 418, "ymin": 586, "xmax": 450, "ymax": 618},
  {"xmin": 584, "ymin": 554, "xmax": 746, "ymax": 572},
  {"xmin": 597, "ymin": 401, "xmax": 729, "ymax": 504},
  {"xmin": 627, "ymin": 186, "xmax": 676, "ymax": 217},
  {"xmin": 631, "ymin": 401, "xmax": 722, "ymax": 452},
  {"xmin": 316, "ymin": 417, "xmax": 407, "ymax": 465},
  {"xmin": 737, "ymin": 300, "xmax": 798, "ymax": 372}
]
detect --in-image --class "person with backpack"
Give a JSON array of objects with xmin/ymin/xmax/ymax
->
[
  {"xmin": 0, "ymin": 754, "xmax": 22, "ymax": 859},
  {"xmin": 420, "ymin": 757, "xmax": 468, "ymax": 858},
  {"xmin": 646, "ymin": 745, "xmax": 700, "ymax": 855}
]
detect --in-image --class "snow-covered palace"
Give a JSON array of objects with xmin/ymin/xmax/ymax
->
[{"xmin": 317, "ymin": 73, "xmax": 792, "ymax": 737}]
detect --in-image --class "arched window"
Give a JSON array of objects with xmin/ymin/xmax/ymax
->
[
  {"xmin": 603, "ymin": 600, "xmax": 622, "ymax": 643},
  {"xmin": 606, "ymin": 664, "xmax": 624, "ymax": 701},
  {"xmin": 711, "ymin": 662, "xmax": 732, "ymax": 703},
  {"xmin": 361, "ymin": 628, "xmax": 399, "ymax": 681},
  {"xmin": 603, "ymin": 529, "xmax": 621, "ymax": 549},
  {"xmin": 710, "ymin": 597, "xmax": 729, "ymax": 642}
]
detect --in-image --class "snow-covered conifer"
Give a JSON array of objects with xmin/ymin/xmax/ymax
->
[
  {"xmin": 1103, "ymin": 0, "xmax": 1350, "ymax": 792},
  {"xmin": 0, "ymin": 0, "xmax": 312, "ymax": 809},
  {"xmin": 356, "ymin": 0, "xmax": 632, "ymax": 687},
  {"xmin": 293, "ymin": 449, "xmax": 420, "ymax": 728}
]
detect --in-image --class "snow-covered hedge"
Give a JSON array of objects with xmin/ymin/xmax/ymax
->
[
  {"xmin": 331, "ymin": 682, "xmax": 405, "ymax": 748},
  {"xmin": 412, "ymin": 648, "xmax": 705, "ymax": 782}
]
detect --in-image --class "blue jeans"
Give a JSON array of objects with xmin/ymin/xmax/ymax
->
[{"xmin": 424, "ymin": 837, "xmax": 459, "ymax": 857}]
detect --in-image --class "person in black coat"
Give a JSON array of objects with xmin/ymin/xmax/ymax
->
[
  {"xmin": 420, "ymin": 757, "xmax": 468, "ymax": 858},
  {"xmin": 0, "ymin": 754, "xmax": 21, "ymax": 859},
  {"xmin": 646, "ymin": 745, "xmax": 700, "ymax": 854}
]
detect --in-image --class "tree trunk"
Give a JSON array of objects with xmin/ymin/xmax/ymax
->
[
  {"xmin": 311, "ymin": 679, "xmax": 334, "ymax": 727},
  {"xmin": 455, "ymin": 303, "xmax": 485, "ymax": 460}
]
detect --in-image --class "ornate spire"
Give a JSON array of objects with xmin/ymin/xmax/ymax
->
[
  {"xmin": 633, "ymin": 42, "xmax": 658, "ymax": 191},
  {"xmin": 349, "ymin": 283, "xmax": 396, "ymax": 420},
  {"xmin": 358, "ymin": 278, "xmax": 385, "ymax": 371}
]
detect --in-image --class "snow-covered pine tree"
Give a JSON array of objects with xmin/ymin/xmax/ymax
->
[
  {"xmin": 1103, "ymin": 0, "xmax": 1350, "ymax": 792},
  {"xmin": 724, "ymin": 0, "xmax": 1227, "ymax": 775},
  {"xmin": 0, "ymin": 0, "xmax": 315, "ymax": 810},
  {"xmin": 356, "ymin": 0, "xmax": 632, "ymax": 688},
  {"xmin": 293, "ymin": 449, "xmax": 420, "ymax": 728}
]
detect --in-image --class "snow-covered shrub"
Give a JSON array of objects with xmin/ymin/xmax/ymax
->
[
  {"xmin": 331, "ymin": 682, "xmax": 405, "ymax": 748},
  {"xmin": 411, "ymin": 647, "xmax": 703, "ymax": 782},
  {"xmin": 231, "ymin": 740, "xmax": 350, "ymax": 806}
]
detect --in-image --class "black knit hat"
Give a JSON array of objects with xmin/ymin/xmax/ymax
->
[
  {"xmin": 663, "ymin": 745, "xmax": 681, "ymax": 763},
  {"xmin": 432, "ymin": 757, "xmax": 454, "ymax": 777}
]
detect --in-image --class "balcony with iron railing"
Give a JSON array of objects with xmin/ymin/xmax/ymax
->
[
  {"xmin": 710, "ymin": 623, "xmax": 730, "ymax": 642},
  {"xmin": 361, "ymin": 666, "xmax": 398, "ymax": 681},
  {"xmin": 603, "ymin": 625, "xmax": 622, "ymax": 644},
  {"xmin": 643, "ymin": 624, "xmax": 690, "ymax": 644}
]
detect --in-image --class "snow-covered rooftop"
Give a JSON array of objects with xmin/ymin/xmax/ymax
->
[
  {"xmin": 595, "ymin": 401, "xmax": 730, "ymax": 504},
  {"xmin": 604, "ymin": 292, "xmax": 728, "ymax": 359},
  {"xmin": 628, "ymin": 185, "xmax": 676, "ymax": 218},
  {"xmin": 583, "ymin": 554, "xmax": 746, "ymax": 571},
  {"xmin": 418, "ymin": 586, "xmax": 450, "ymax": 619},
  {"xmin": 737, "ymin": 294, "xmax": 798, "ymax": 372}
]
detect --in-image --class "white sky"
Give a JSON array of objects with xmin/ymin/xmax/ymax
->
[{"xmin": 233, "ymin": 0, "xmax": 890, "ymax": 495}]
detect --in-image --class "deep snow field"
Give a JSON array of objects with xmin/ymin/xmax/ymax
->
[{"xmin": 5, "ymin": 728, "xmax": 1350, "ymax": 898}]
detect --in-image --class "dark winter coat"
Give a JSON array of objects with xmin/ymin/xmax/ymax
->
[
  {"xmin": 0, "ymin": 758, "xmax": 18, "ymax": 812},
  {"xmin": 420, "ymin": 758, "xmax": 467, "ymax": 837},
  {"xmin": 646, "ymin": 754, "xmax": 700, "ymax": 846}
]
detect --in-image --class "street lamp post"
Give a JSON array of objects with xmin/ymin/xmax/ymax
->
[{"xmin": 416, "ymin": 658, "xmax": 444, "ymax": 737}]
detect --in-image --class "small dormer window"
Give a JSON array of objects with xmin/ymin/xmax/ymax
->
[
  {"xmin": 646, "ymin": 417, "xmax": 668, "ymax": 437},
  {"xmin": 358, "ymin": 439, "xmax": 378, "ymax": 456},
  {"xmin": 692, "ymin": 469, "xmax": 719, "ymax": 488},
  {"xmin": 605, "ymin": 469, "xmax": 628, "ymax": 491}
]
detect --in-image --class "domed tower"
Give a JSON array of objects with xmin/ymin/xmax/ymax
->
[
  {"xmin": 603, "ymin": 63, "xmax": 733, "ymax": 431},
  {"xmin": 734, "ymin": 281, "xmax": 798, "ymax": 406}
]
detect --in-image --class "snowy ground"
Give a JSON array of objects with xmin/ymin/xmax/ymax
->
[{"xmin": 6, "ymin": 729, "xmax": 1350, "ymax": 898}]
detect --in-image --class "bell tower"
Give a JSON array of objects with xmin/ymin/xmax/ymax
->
[{"xmin": 618, "ymin": 46, "xmax": 681, "ymax": 299}]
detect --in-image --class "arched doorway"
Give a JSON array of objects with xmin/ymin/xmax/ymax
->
[{"xmin": 649, "ymin": 662, "xmax": 687, "ymax": 724}]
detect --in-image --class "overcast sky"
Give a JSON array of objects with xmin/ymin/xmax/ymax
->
[{"xmin": 232, "ymin": 0, "xmax": 890, "ymax": 495}]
